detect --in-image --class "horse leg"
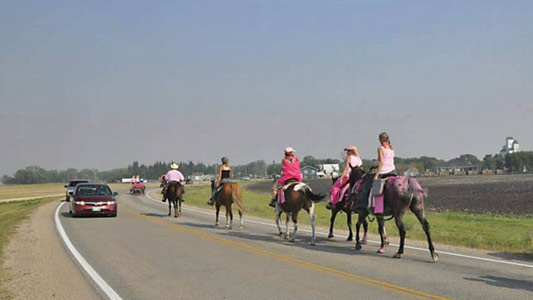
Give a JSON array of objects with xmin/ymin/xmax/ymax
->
[
  {"xmin": 309, "ymin": 203, "xmax": 316, "ymax": 246},
  {"xmin": 167, "ymin": 200, "xmax": 172, "ymax": 216},
  {"xmin": 215, "ymin": 204, "xmax": 220, "ymax": 226},
  {"xmin": 275, "ymin": 205, "xmax": 283, "ymax": 237},
  {"xmin": 355, "ymin": 214, "xmax": 362, "ymax": 250},
  {"xmin": 238, "ymin": 209, "xmax": 244, "ymax": 229},
  {"xmin": 284, "ymin": 213, "xmax": 290, "ymax": 240},
  {"xmin": 289, "ymin": 212, "xmax": 298, "ymax": 243},
  {"xmin": 362, "ymin": 217, "xmax": 368, "ymax": 245},
  {"xmin": 178, "ymin": 197, "xmax": 182, "ymax": 215},
  {"xmin": 225, "ymin": 209, "xmax": 229, "ymax": 229},
  {"xmin": 393, "ymin": 214, "xmax": 406, "ymax": 259},
  {"xmin": 377, "ymin": 216, "xmax": 386, "ymax": 254},
  {"xmin": 227, "ymin": 206, "xmax": 233, "ymax": 230},
  {"xmin": 328, "ymin": 208, "xmax": 338, "ymax": 239},
  {"xmin": 174, "ymin": 200, "xmax": 178, "ymax": 218},
  {"xmin": 412, "ymin": 206, "xmax": 438, "ymax": 262},
  {"xmin": 346, "ymin": 210, "xmax": 353, "ymax": 241}
]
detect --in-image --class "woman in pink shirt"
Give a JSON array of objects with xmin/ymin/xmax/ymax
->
[
  {"xmin": 269, "ymin": 147, "xmax": 302, "ymax": 207},
  {"xmin": 374, "ymin": 132, "xmax": 397, "ymax": 180}
]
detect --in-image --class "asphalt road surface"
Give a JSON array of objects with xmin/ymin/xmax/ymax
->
[{"xmin": 56, "ymin": 189, "xmax": 533, "ymax": 300}]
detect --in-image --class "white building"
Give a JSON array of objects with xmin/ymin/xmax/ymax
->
[
  {"xmin": 500, "ymin": 137, "xmax": 520, "ymax": 155},
  {"xmin": 317, "ymin": 164, "xmax": 340, "ymax": 177}
]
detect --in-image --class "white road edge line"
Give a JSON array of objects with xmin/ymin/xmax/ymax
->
[
  {"xmin": 55, "ymin": 202, "xmax": 123, "ymax": 300},
  {"xmin": 146, "ymin": 189, "xmax": 533, "ymax": 269}
]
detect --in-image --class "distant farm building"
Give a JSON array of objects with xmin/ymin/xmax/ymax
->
[
  {"xmin": 436, "ymin": 161, "xmax": 482, "ymax": 175},
  {"xmin": 500, "ymin": 137, "xmax": 520, "ymax": 155},
  {"xmin": 301, "ymin": 166, "xmax": 318, "ymax": 178}
]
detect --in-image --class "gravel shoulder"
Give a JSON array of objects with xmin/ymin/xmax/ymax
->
[{"xmin": 2, "ymin": 200, "xmax": 100, "ymax": 300}]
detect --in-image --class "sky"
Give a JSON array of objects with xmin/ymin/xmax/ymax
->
[{"xmin": 1, "ymin": 1, "xmax": 532, "ymax": 175}]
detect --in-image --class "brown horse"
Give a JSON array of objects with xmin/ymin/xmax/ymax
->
[
  {"xmin": 353, "ymin": 175, "xmax": 438, "ymax": 261},
  {"xmin": 165, "ymin": 182, "xmax": 184, "ymax": 218},
  {"xmin": 275, "ymin": 180, "xmax": 326, "ymax": 245},
  {"xmin": 328, "ymin": 176, "xmax": 368, "ymax": 243},
  {"xmin": 211, "ymin": 180, "xmax": 245, "ymax": 230}
]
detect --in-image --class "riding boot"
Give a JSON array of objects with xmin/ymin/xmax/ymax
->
[
  {"xmin": 268, "ymin": 198, "xmax": 277, "ymax": 208},
  {"xmin": 325, "ymin": 202, "xmax": 333, "ymax": 210}
]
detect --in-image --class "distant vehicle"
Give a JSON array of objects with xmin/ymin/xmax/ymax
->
[
  {"xmin": 240, "ymin": 176, "xmax": 251, "ymax": 181},
  {"xmin": 64, "ymin": 180, "xmax": 89, "ymax": 201},
  {"xmin": 68, "ymin": 183, "xmax": 118, "ymax": 217}
]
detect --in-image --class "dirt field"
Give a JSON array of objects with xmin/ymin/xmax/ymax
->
[{"xmin": 247, "ymin": 174, "xmax": 533, "ymax": 215}]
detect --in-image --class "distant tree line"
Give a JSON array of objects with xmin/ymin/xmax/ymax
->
[{"xmin": 3, "ymin": 151, "xmax": 532, "ymax": 185}]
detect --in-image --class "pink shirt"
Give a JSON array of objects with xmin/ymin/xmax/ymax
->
[
  {"xmin": 379, "ymin": 146, "xmax": 395, "ymax": 174},
  {"xmin": 278, "ymin": 156, "xmax": 302, "ymax": 183},
  {"xmin": 166, "ymin": 170, "xmax": 184, "ymax": 182}
]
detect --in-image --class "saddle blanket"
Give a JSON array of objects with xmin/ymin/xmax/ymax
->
[{"xmin": 277, "ymin": 182, "xmax": 308, "ymax": 204}]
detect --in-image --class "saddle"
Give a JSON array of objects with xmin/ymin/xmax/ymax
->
[{"xmin": 280, "ymin": 178, "xmax": 306, "ymax": 191}]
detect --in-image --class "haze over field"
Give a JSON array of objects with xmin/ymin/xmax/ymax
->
[{"xmin": 1, "ymin": 1, "xmax": 532, "ymax": 176}]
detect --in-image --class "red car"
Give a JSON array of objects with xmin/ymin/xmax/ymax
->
[{"xmin": 69, "ymin": 183, "xmax": 118, "ymax": 217}]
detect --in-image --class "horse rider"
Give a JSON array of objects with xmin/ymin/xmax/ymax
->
[
  {"xmin": 162, "ymin": 163, "xmax": 184, "ymax": 202},
  {"xmin": 207, "ymin": 157, "xmax": 233, "ymax": 206},
  {"xmin": 326, "ymin": 145, "xmax": 364, "ymax": 210},
  {"xmin": 357, "ymin": 132, "xmax": 397, "ymax": 211},
  {"xmin": 269, "ymin": 147, "xmax": 302, "ymax": 207}
]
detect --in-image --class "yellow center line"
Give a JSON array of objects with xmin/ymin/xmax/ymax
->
[{"xmin": 121, "ymin": 204, "xmax": 451, "ymax": 300}]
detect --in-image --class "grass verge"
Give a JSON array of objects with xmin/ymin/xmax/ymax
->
[
  {"xmin": 0, "ymin": 197, "xmax": 57, "ymax": 299},
  {"xmin": 181, "ymin": 182, "xmax": 533, "ymax": 254}
]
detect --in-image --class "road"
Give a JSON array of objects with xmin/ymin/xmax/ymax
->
[{"xmin": 56, "ymin": 189, "xmax": 533, "ymax": 300}]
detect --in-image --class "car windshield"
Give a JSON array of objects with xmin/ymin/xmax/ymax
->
[
  {"xmin": 76, "ymin": 185, "xmax": 112, "ymax": 196},
  {"xmin": 69, "ymin": 180, "xmax": 89, "ymax": 187}
]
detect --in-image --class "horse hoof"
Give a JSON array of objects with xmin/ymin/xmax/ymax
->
[
  {"xmin": 355, "ymin": 243, "xmax": 362, "ymax": 251},
  {"xmin": 328, "ymin": 233, "xmax": 334, "ymax": 239},
  {"xmin": 240, "ymin": 225, "xmax": 244, "ymax": 230},
  {"xmin": 346, "ymin": 236, "xmax": 353, "ymax": 242},
  {"xmin": 384, "ymin": 241, "xmax": 390, "ymax": 247},
  {"xmin": 393, "ymin": 253, "xmax": 402, "ymax": 259},
  {"xmin": 289, "ymin": 239, "xmax": 295, "ymax": 243},
  {"xmin": 228, "ymin": 227, "xmax": 232, "ymax": 230},
  {"xmin": 310, "ymin": 242, "xmax": 316, "ymax": 246},
  {"xmin": 278, "ymin": 232, "xmax": 283, "ymax": 237},
  {"xmin": 377, "ymin": 248, "xmax": 385, "ymax": 254},
  {"xmin": 432, "ymin": 252, "xmax": 439, "ymax": 262},
  {"xmin": 361, "ymin": 237, "xmax": 367, "ymax": 245}
]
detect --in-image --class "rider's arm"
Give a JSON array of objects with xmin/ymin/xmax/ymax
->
[
  {"xmin": 340, "ymin": 156, "xmax": 350, "ymax": 178},
  {"xmin": 215, "ymin": 166, "xmax": 222, "ymax": 186},
  {"xmin": 374, "ymin": 147, "xmax": 384, "ymax": 180}
]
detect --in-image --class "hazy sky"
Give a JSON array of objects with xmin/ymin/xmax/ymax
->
[{"xmin": 1, "ymin": 1, "xmax": 532, "ymax": 175}]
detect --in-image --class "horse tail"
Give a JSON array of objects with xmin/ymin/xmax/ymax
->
[
  {"xmin": 232, "ymin": 183, "xmax": 245, "ymax": 212},
  {"xmin": 302, "ymin": 186, "xmax": 326, "ymax": 202}
]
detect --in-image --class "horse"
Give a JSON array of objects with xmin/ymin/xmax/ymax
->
[
  {"xmin": 353, "ymin": 174, "xmax": 438, "ymax": 261},
  {"xmin": 165, "ymin": 182, "xmax": 184, "ymax": 218},
  {"xmin": 328, "ymin": 176, "xmax": 368, "ymax": 244},
  {"xmin": 211, "ymin": 180, "xmax": 245, "ymax": 230},
  {"xmin": 275, "ymin": 179, "xmax": 326, "ymax": 245}
]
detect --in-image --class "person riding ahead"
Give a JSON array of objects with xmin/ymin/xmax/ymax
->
[
  {"xmin": 374, "ymin": 132, "xmax": 396, "ymax": 180},
  {"xmin": 207, "ymin": 157, "xmax": 232, "ymax": 206},
  {"xmin": 162, "ymin": 163, "xmax": 184, "ymax": 202},
  {"xmin": 269, "ymin": 147, "xmax": 302, "ymax": 208},
  {"xmin": 356, "ymin": 132, "xmax": 397, "ymax": 211},
  {"xmin": 326, "ymin": 145, "xmax": 363, "ymax": 210}
]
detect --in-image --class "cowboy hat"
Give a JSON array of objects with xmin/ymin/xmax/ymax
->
[{"xmin": 170, "ymin": 163, "xmax": 179, "ymax": 169}]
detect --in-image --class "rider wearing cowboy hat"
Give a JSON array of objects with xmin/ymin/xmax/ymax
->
[{"xmin": 162, "ymin": 163, "xmax": 184, "ymax": 202}]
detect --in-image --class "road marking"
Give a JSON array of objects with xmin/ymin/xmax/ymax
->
[
  {"xmin": 146, "ymin": 189, "xmax": 533, "ymax": 269},
  {"xmin": 121, "ymin": 204, "xmax": 449, "ymax": 300},
  {"xmin": 54, "ymin": 202, "xmax": 123, "ymax": 300}
]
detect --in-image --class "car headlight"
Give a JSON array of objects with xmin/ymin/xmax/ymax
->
[
  {"xmin": 75, "ymin": 201, "xmax": 85, "ymax": 205},
  {"xmin": 107, "ymin": 201, "xmax": 115, "ymax": 205}
]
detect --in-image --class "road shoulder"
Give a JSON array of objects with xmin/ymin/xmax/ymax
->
[{"xmin": 2, "ymin": 201, "xmax": 100, "ymax": 300}]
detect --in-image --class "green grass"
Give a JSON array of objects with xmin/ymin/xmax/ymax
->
[
  {"xmin": 183, "ymin": 182, "xmax": 533, "ymax": 254},
  {"xmin": 0, "ymin": 198, "xmax": 56, "ymax": 299}
]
